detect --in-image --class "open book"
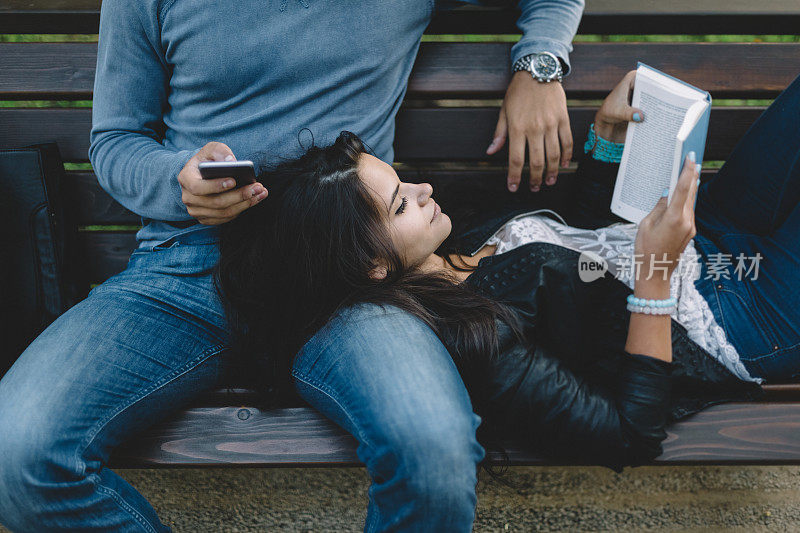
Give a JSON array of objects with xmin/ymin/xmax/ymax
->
[{"xmin": 611, "ymin": 63, "xmax": 711, "ymax": 223}]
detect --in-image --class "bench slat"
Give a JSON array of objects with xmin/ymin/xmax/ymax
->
[
  {"xmin": 109, "ymin": 402, "xmax": 800, "ymax": 467},
  {"xmin": 196, "ymin": 383, "xmax": 800, "ymax": 407},
  {"xmin": 4, "ymin": 1, "xmax": 800, "ymax": 34},
  {"xmin": 75, "ymin": 168, "xmax": 727, "ymax": 284},
  {"xmin": 3, "ymin": 42, "xmax": 797, "ymax": 100},
  {"xmin": 68, "ymin": 168, "xmax": 724, "ymax": 227},
  {"xmin": 0, "ymin": 107, "xmax": 764, "ymax": 163}
]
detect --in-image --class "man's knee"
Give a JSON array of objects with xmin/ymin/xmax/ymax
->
[
  {"xmin": 398, "ymin": 414, "xmax": 485, "ymax": 507},
  {"xmin": 360, "ymin": 412, "xmax": 485, "ymax": 527},
  {"xmin": 0, "ymin": 405, "xmax": 65, "ymax": 526}
]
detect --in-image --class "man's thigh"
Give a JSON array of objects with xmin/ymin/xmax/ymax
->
[
  {"xmin": 0, "ymin": 242, "xmax": 230, "ymax": 466},
  {"xmin": 292, "ymin": 302, "xmax": 482, "ymax": 458}
]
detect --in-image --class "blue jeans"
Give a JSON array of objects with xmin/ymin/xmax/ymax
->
[
  {"xmin": 0, "ymin": 229, "xmax": 483, "ymax": 532},
  {"xmin": 694, "ymin": 72, "xmax": 800, "ymax": 382}
]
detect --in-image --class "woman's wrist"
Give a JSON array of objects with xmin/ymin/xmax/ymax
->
[
  {"xmin": 633, "ymin": 279, "xmax": 671, "ymax": 300},
  {"xmin": 594, "ymin": 121, "xmax": 621, "ymax": 144},
  {"xmin": 585, "ymin": 123, "xmax": 625, "ymax": 163}
]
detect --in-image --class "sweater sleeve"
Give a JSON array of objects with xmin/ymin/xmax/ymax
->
[
  {"xmin": 88, "ymin": 0, "xmax": 201, "ymax": 222},
  {"xmin": 483, "ymin": 341, "xmax": 672, "ymax": 471},
  {"xmin": 511, "ymin": 0, "xmax": 584, "ymax": 74},
  {"xmin": 439, "ymin": 0, "xmax": 583, "ymax": 75}
]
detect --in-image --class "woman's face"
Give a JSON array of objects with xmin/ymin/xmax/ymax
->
[{"xmin": 359, "ymin": 153, "xmax": 451, "ymax": 270}]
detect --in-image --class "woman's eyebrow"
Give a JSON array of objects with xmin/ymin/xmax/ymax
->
[{"xmin": 388, "ymin": 183, "xmax": 400, "ymax": 215}]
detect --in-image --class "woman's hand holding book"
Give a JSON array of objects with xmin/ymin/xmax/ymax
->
[{"xmin": 595, "ymin": 70, "xmax": 645, "ymax": 144}]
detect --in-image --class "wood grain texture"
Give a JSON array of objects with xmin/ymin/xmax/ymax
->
[
  {"xmin": 4, "ymin": 1, "xmax": 800, "ymax": 34},
  {"xmin": 0, "ymin": 106, "xmax": 764, "ymax": 163},
  {"xmin": 109, "ymin": 403, "xmax": 800, "ymax": 467},
  {"xmin": 4, "ymin": 42, "xmax": 798, "ymax": 99}
]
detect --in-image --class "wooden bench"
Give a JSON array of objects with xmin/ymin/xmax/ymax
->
[{"xmin": 2, "ymin": 0, "xmax": 800, "ymax": 467}]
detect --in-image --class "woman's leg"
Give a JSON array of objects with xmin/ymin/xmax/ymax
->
[
  {"xmin": 696, "ymin": 71, "xmax": 800, "ymax": 239},
  {"xmin": 694, "ymin": 72, "xmax": 800, "ymax": 381},
  {"xmin": 292, "ymin": 303, "xmax": 484, "ymax": 533},
  {"xmin": 0, "ymin": 242, "xmax": 228, "ymax": 532}
]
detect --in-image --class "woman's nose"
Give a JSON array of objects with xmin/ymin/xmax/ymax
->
[{"xmin": 417, "ymin": 182, "xmax": 433, "ymax": 203}]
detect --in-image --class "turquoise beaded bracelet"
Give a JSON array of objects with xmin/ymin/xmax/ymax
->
[
  {"xmin": 584, "ymin": 123, "xmax": 625, "ymax": 163},
  {"xmin": 626, "ymin": 294, "xmax": 677, "ymax": 315}
]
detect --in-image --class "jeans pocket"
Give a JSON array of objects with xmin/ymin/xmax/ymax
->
[
  {"xmin": 715, "ymin": 282, "xmax": 779, "ymax": 360},
  {"xmin": 152, "ymin": 237, "xmax": 179, "ymax": 251}
]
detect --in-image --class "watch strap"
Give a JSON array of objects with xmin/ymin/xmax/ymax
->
[{"xmin": 512, "ymin": 53, "xmax": 564, "ymax": 83}]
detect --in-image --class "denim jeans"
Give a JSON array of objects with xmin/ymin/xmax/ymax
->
[
  {"xmin": 0, "ymin": 229, "xmax": 483, "ymax": 532},
  {"xmin": 694, "ymin": 72, "xmax": 800, "ymax": 382}
]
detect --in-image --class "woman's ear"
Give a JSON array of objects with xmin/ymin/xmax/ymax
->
[{"xmin": 368, "ymin": 261, "xmax": 388, "ymax": 280}]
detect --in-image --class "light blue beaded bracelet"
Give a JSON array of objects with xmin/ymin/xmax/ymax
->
[
  {"xmin": 626, "ymin": 294, "xmax": 677, "ymax": 315},
  {"xmin": 626, "ymin": 295, "xmax": 676, "ymax": 307},
  {"xmin": 584, "ymin": 123, "xmax": 625, "ymax": 163}
]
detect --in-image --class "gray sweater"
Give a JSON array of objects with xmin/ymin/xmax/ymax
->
[{"xmin": 88, "ymin": 0, "xmax": 583, "ymax": 247}]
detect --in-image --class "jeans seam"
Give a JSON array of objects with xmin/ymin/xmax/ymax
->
[
  {"xmin": 742, "ymin": 280, "xmax": 783, "ymax": 347},
  {"xmin": 75, "ymin": 338, "xmax": 225, "ymax": 533},
  {"xmin": 291, "ymin": 370, "xmax": 384, "ymax": 530},
  {"xmin": 714, "ymin": 286, "xmax": 777, "ymax": 358},
  {"xmin": 75, "ymin": 342, "xmax": 226, "ymax": 481},
  {"xmin": 292, "ymin": 306, "xmax": 406, "ymax": 376},
  {"xmin": 291, "ymin": 370, "xmax": 373, "ymax": 449},
  {"xmin": 742, "ymin": 338, "xmax": 800, "ymax": 363},
  {"xmin": 93, "ymin": 480, "xmax": 160, "ymax": 533}
]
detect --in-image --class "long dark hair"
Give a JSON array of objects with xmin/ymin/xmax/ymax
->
[{"xmin": 215, "ymin": 131, "xmax": 525, "ymax": 405}]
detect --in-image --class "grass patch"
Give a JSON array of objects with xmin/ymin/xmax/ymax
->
[{"xmin": 80, "ymin": 225, "xmax": 141, "ymax": 231}]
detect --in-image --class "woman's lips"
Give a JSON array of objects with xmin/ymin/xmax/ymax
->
[{"xmin": 431, "ymin": 201, "xmax": 440, "ymax": 222}]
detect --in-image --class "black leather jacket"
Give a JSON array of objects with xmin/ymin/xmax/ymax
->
[{"xmin": 435, "ymin": 154, "xmax": 763, "ymax": 470}]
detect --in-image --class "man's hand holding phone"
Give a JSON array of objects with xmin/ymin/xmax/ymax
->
[{"xmin": 178, "ymin": 142, "xmax": 268, "ymax": 225}]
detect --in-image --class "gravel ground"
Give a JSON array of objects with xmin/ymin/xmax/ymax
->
[{"xmin": 2, "ymin": 466, "xmax": 799, "ymax": 531}]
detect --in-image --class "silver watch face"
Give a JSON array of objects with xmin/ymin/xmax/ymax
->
[{"xmin": 532, "ymin": 53, "xmax": 559, "ymax": 79}]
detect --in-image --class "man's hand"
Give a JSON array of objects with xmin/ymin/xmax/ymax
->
[
  {"xmin": 486, "ymin": 71, "xmax": 572, "ymax": 193},
  {"xmin": 178, "ymin": 142, "xmax": 268, "ymax": 225}
]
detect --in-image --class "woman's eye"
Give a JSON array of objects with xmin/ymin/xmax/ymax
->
[{"xmin": 395, "ymin": 196, "xmax": 408, "ymax": 215}]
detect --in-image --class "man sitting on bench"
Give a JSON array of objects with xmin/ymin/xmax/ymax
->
[{"xmin": 0, "ymin": 1, "xmax": 583, "ymax": 531}]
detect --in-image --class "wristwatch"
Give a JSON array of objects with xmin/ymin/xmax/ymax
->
[{"xmin": 512, "ymin": 51, "xmax": 563, "ymax": 83}]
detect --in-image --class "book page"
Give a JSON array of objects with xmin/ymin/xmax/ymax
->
[{"xmin": 611, "ymin": 73, "xmax": 702, "ymax": 223}]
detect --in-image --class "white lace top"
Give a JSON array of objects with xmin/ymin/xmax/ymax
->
[{"xmin": 484, "ymin": 210, "xmax": 761, "ymax": 383}]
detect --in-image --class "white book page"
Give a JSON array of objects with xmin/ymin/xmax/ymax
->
[{"xmin": 611, "ymin": 71, "xmax": 703, "ymax": 223}]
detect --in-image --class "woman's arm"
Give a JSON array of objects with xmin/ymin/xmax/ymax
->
[
  {"xmin": 483, "ymin": 338, "xmax": 671, "ymax": 470},
  {"xmin": 482, "ymin": 153, "xmax": 701, "ymax": 470},
  {"xmin": 562, "ymin": 71, "xmax": 645, "ymax": 229}
]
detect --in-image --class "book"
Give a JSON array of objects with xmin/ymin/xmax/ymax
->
[{"xmin": 610, "ymin": 62, "xmax": 712, "ymax": 224}]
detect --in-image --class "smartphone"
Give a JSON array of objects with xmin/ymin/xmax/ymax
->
[{"xmin": 198, "ymin": 160, "xmax": 257, "ymax": 189}]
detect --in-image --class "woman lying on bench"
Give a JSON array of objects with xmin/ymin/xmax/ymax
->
[{"xmin": 215, "ymin": 71, "xmax": 800, "ymax": 468}]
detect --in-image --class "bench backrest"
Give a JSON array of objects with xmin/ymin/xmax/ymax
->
[{"xmin": 2, "ymin": 0, "xmax": 800, "ymax": 288}]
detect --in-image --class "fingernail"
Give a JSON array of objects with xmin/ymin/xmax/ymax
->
[
  {"xmin": 661, "ymin": 187, "xmax": 670, "ymax": 197},
  {"xmin": 223, "ymin": 179, "xmax": 235, "ymax": 189},
  {"xmin": 225, "ymin": 155, "xmax": 235, "ymax": 161},
  {"xmin": 633, "ymin": 112, "xmax": 642, "ymax": 122},
  {"xmin": 688, "ymin": 151, "xmax": 696, "ymax": 163},
  {"xmin": 251, "ymin": 186, "xmax": 261, "ymax": 197},
  {"xmin": 508, "ymin": 183, "xmax": 517, "ymax": 192},
  {"xmin": 255, "ymin": 190, "xmax": 268, "ymax": 201},
  {"xmin": 546, "ymin": 175, "xmax": 556, "ymax": 185},
  {"xmin": 532, "ymin": 185, "xmax": 540, "ymax": 192},
  {"xmin": 695, "ymin": 163, "xmax": 702, "ymax": 174}
]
